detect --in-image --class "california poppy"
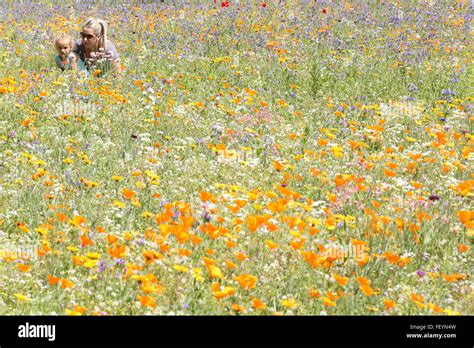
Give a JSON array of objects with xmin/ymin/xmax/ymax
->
[
  {"xmin": 122, "ymin": 188, "xmax": 136, "ymax": 200},
  {"xmin": 107, "ymin": 244, "xmax": 127, "ymax": 258},
  {"xmin": 17, "ymin": 263, "xmax": 31, "ymax": 272},
  {"xmin": 333, "ymin": 274, "xmax": 349, "ymax": 286},
  {"xmin": 48, "ymin": 275, "xmax": 61, "ymax": 285},
  {"xmin": 80, "ymin": 235, "xmax": 94, "ymax": 247},
  {"xmin": 384, "ymin": 299, "xmax": 396, "ymax": 310},
  {"xmin": 138, "ymin": 295, "xmax": 157, "ymax": 309},
  {"xmin": 322, "ymin": 296, "xmax": 336, "ymax": 307},
  {"xmin": 60, "ymin": 279, "xmax": 75, "ymax": 289},
  {"xmin": 233, "ymin": 274, "xmax": 257, "ymax": 290},
  {"xmin": 250, "ymin": 298, "xmax": 265, "ymax": 309}
]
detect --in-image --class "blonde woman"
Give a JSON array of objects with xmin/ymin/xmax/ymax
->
[{"xmin": 73, "ymin": 18, "xmax": 122, "ymax": 75}]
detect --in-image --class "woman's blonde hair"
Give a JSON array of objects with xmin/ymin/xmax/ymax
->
[
  {"xmin": 82, "ymin": 17, "xmax": 107, "ymax": 50},
  {"xmin": 54, "ymin": 33, "xmax": 74, "ymax": 49}
]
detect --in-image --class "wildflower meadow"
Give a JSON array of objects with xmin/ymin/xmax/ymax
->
[{"xmin": 0, "ymin": 0, "xmax": 472, "ymax": 316}]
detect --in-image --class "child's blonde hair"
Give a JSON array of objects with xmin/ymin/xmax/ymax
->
[
  {"xmin": 82, "ymin": 17, "xmax": 108, "ymax": 50},
  {"xmin": 54, "ymin": 33, "xmax": 74, "ymax": 49}
]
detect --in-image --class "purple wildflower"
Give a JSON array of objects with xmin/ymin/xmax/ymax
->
[{"xmin": 416, "ymin": 270, "xmax": 426, "ymax": 277}]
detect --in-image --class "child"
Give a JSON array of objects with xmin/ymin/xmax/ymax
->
[{"xmin": 54, "ymin": 34, "xmax": 87, "ymax": 72}]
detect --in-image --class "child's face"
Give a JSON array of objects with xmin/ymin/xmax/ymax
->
[{"xmin": 56, "ymin": 40, "xmax": 72, "ymax": 60}]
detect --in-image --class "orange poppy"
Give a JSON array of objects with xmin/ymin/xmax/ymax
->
[
  {"xmin": 225, "ymin": 260, "xmax": 237, "ymax": 270},
  {"xmin": 107, "ymin": 244, "xmax": 127, "ymax": 258},
  {"xmin": 246, "ymin": 215, "xmax": 260, "ymax": 232},
  {"xmin": 252, "ymin": 298, "xmax": 267, "ymax": 310},
  {"xmin": 233, "ymin": 274, "xmax": 257, "ymax": 290},
  {"xmin": 73, "ymin": 305, "xmax": 88, "ymax": 314},
  {"xmin": 442, "ymin": 274, "xmax": 466, "ymax": 282},
  {"xmin": 48, "ymin": 275, "xmax": 61, "ymax": 285},
  {"xmin": 138, "ymin": 295, "xmax": 156, "ymax": 308},
  {"xmin": 333, "ymin": 274, "xmax": 349, "ymax": 286},
  {"xmin": 178, "ymin": 248, "xmax": 192, "ymax": 257},
  {"xmin": 322, "ymin": 297, "xmax": 336, "ymax": 307},
  {"xmin": 80, "ymin": 235, "xmax": 94, "ymax": 247},
  {"xmin": 143, "ymin": 250, "xmax": 163, "ymax": 265},
  {"xmin": 106, "ymin": 234, "xmax": 118, "ymax": 244},
  {"xmin": 72, "ymin": 255, "xmax": 86, "ymax": 266},
  {"xmin": 289, "ymin": 238, "xmax": 306, "ymax": 250},
  {"xmin": 234, "ymin": 251, "xmax": 248, "ymax": 261},
  {"xmin": 308, "ymin": 289, "xmax": 321, "ymax": 298},
  {"xmin": 57, "ymin": 213, "xmax": 69, "ymax": 223},
  {"xmin": 231, "ymin": 304, "xmax": 246, "ymax": 313},
  {"xmin": 273, "ymin": 160, "xmax": 284, "ymax": 171},
  {"xmin": 383, "ymin": 169, "xmax": 396, "ymax": 177},
  {"xmin": 318, "ymin": 138, "xmax": 328, "ymax": 147},
  {"xmin": 410, "ymin": 293, "xmax": 426, "ymax": 308},
  {"xmin": 356, "ymin": 276, "xmax": 371, "ymax": 287},
  {"xmin": 360, "ymin": 284, "xmax": 379, "ymax": 296},
  {"xmin": 384, "ymin": 251, "xmax": 400, "ymax": 264},
  {"xmin": 60, "ymin": 279, "xmax": 75, "ymax": 289},
  {"xmin": 457, "ymin": 210, "xmax": 474, "ymax": 228},
  {"xmin": 267, "ymin": 201, "xmax": 286, "ymax": 213},
  {"xmin": 141, "ymin": 283, "xmax": 165, "ymax": 294},
  {"xmin": 71, "ymin": 215, "xmax": 86, "ymax": 227},
  {"xmin": 384, "ymin": 299, "xmax": 396, "ymax": 310},
  {"xmin": 226, "ymin": 240, "xmax": 237, "ymax": 249},
  {"xmin": 122, "ymin": 188, "xmax": 136, "ymax": 200},
  {"xmin": 17, "ymin": 263, "xmax": 31, "ymax": 272},
  {"xmin": 213, "ymin": 287, "xmax": 235, "ymax": 299},
  {"xmin": 427, "ymin": 303, "xmax": 443, "ymax": 313},
  {"xmin": 334, "ymin": 175, "xmax": 347, "ymax": 188}
]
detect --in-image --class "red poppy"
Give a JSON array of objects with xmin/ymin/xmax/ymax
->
[
  {"xmin": 322, "ymin": 8, "xmax": 327, "ymax": 14},
  {"xmin": 221, "ymin": 1, "xmax": 230, "ymax": 7}
]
